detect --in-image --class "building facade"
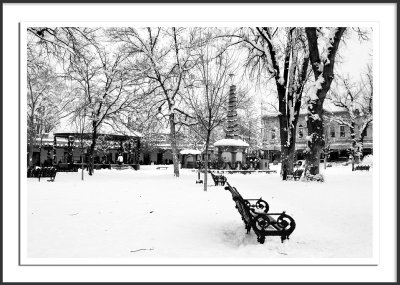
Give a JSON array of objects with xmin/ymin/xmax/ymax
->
[
  {"xmin": 28, "ymin": 132, "xmax": 141, "ymax": 167},
  {"xmin": 140, "ymin": 132, "xmax": 216, "ymax": 168},
  {"xmin": 261, "ymin": 110, "xmax": 373, "ymax": 162}
]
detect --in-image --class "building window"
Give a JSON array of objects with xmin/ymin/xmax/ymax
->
[
  {"xmin": 340, "ymin": 125, "xmax": 345, "ymax": 137},
  {"xmin": 330, "ymin": 126, "xmax": 335, "ymax": 138},
  {"xmin": 271, "ymin": 129, "xmax": 276, "ymax": 140},
  {"xmin": 298, "ymin": 125, "xmax": 303, "ymax": 138}
]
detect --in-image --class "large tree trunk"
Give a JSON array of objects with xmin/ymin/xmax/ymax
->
[
  {"xmin": 358, "ymin": 138, "xmax": 364, "ymax": 161},
  {"xmin": 288, "ymin": 136, "xmax": 297, "ymax": 174},
  {"xmin": 305, "ymin": 101, "xmax": 325, "ymax": 175},
  {"xmin": 350, "ymin": 121, "xmax": 356, "ymax": 149},
  {"xmin": 169, "ymin": 113, "xmax": 180, "ymax": 177},
  {"xmin": 274, "ymin": 28, "xmax": 306, "ymax": 176},
  {"xmin": 357, "ymin": 121, "xmax": 371, "ymax": 160},
  {"xmin": 278, "ymin": 108, "xmax": 298, "ymax": 175},
  {"xmin": 349, "ymin": 121, "xmax": 358, "ymax": 164},
  {"xmin": 277, "ymin": 88, "xmax": 291, "ymax": 174},
  {"xmin": 279, "ymin": 134, "xmax": 297, "ymax": 175},
  {"xmin": 305, "ymin": 27, "xmax": 346, "ymax": 175}
]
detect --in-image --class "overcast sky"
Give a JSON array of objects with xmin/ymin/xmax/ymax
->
[{"xmin": 337, "ymin": 30, "xmax": 373, "ymax": 79}]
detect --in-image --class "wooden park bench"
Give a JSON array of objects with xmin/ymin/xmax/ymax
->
[
  {"xmin": 27, "ymin": 166, "xmax": 57, "ymax": 182},
  {"xmin": 287, "ymin": 169, "xmax": 304, "ymax": 181},
  {"xmin": 224, "ymin": 180, "xmax": 296, "ymax": 244},
  {"xmin": 209, "ymin": 171, "xmax": 227, "ymax": 186},
  {"xmin": 156, "ymin": 166, "xmax": 168, "ymax": 170},
  {"xmin": 354, "ymin": 165, "xmax": 370, "ymax": 171}
]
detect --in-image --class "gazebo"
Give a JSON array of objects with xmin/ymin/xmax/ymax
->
[{"xmin": 214, "ymin": 138, "xmax": 249, "ymax": 164}]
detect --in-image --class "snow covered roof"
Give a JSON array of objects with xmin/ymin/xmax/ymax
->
[
  {"xmin": 214, "ymin": 138, "xmax": 249, "ymax": 147},
  {"xmin": 180, "ymin": 149, "xmax": 201, "ymax": 155},
  {"xmin": 98, "ymin": 122, "xmax": 142, "ymax": 138}
]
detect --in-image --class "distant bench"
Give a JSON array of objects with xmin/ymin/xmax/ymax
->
[
  {"xmin": 354, "ymin": 165, "xmax": 370, "ymax": 171},
  {"xmin": 286, "ymin": 169, "xmax": 304, "ymax": 181},
  {"xmin": 209, "ymin": 171, "xmax": 227, "ymax": 186},
  {"xmin": 27, "ymin": 166, "xmax": 57, "ymax": 182},
  {"xmin": 224, "ymin": 179, "xmax": 296, "ymax": 244},
  {"xmin": 156, "ymin": 166, "xmax": 168, "ymax": 170}
]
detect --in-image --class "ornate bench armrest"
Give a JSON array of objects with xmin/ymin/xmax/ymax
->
[{"xmin": 244, "ymin": 198, "xmax": 270, "ymax": 214}]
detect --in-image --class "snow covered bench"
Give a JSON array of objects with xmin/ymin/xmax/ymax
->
[
  {"xmin": 354, "ymin": 165, "xmax": 370, "ymax": 171},
  {"xmin": 28, "ymin": 166, "xmax": 57, "ymax": 182},
  {"xmin": 224, "ymin": 181, "xmax": 296, "ymax": 244},
  {"xmin": 287, "ymin": 169, "xmax": 304, "ymax": 181},
  {"xmin": 209, "ymin": 172, "xmax": 227, "ymax": 186}
]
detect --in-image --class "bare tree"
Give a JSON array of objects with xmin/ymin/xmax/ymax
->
[
  {"xmin": 224, "ymin": 27, "xmax": 311, "ymax": 174},
  {"xmin": 66, "ymin": 35, "xmax": 137, "ymax": 175},
  {"xmin": 30, "ymin": 28, "xmax": 141, "ymax": 175},
  {"xmin": 327, "ymin": 64, "xmax": 373, "ymax": 162},
  {"xmin": 70, "ymin": 99, "xmax": 90, "ymax": 180},
  {"xmin": 183, "ymin": 34, "xmax": 235, "ymax": 190},
  {"xmin": 28, "ymin": 28, "xmax": 142, "ymax": 175},
  {"xmin": 305, "ymin": 27, "xmax": 346, "ymax": 174},
  {"xmin": 27, "ymin": 37, "xmax": 67, "ymax": 167},
  {"xmin": 111, "ymin": 27, "xmax": 199, "ymax": 177}
]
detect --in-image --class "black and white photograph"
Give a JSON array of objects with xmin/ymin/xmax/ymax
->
[
  {"xmin": 2, "ymin": 2, "xmax": 396, "ymax": 283},
  {"xmin": 22, "ymin": 24, "xmax": 376, "ymax": 261}
]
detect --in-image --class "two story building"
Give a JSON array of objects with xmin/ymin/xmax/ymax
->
[{"xmin": 261, "ymin": 109, "xmax": 373, "ymax": 162}]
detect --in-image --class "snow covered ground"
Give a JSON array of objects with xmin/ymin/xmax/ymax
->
[{"xmin": 25, "ymin": 163, "xmax": 373, "ymax": 263}]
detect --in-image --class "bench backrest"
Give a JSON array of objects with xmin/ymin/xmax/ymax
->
[
  {"xmin": 294, "ymin": 169, "xmax": 304, "ymax": 176},
  {"xmin": 225, "ymin": 182, "xmax": 252, "ymax": 224},
  {"xmin": 209, "ymin": 171, "xmax": 219, "ymax": 179}
]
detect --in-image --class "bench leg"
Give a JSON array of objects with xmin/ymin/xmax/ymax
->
[
  {"xmin": 257, "ymin": 236, "xmax": 265, "ymax": 244},
  {"xmin": 281, "ymin": 235, "xmax": 289, "ymax": 243}
]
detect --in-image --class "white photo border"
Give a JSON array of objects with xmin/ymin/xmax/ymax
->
[{"xmin": 3, "ymin": 2, "xmax": 396, "ymax": 282}]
